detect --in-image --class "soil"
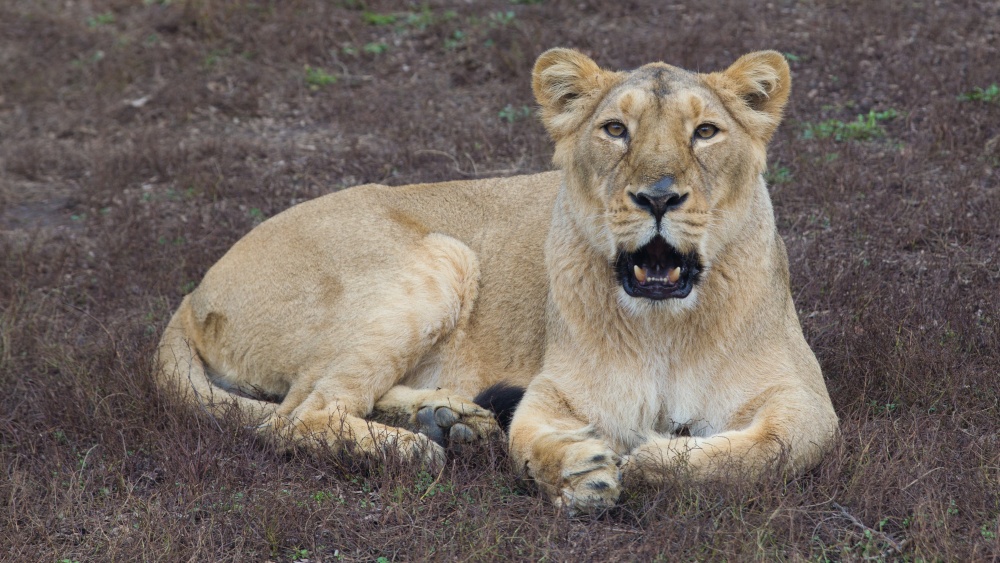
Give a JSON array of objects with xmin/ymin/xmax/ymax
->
[{"xmin": 1, "ymin": 0, "xmax": 998, "ymax": 560}]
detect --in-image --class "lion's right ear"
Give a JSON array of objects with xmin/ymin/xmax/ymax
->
[{"xmin": 533, "ymin": 48, "xmax": 615, "ymax": 141}]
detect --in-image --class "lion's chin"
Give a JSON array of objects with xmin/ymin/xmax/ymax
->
[{"xmin": 614, "ymin": 236, "xmax": 702, "ymax": 300}]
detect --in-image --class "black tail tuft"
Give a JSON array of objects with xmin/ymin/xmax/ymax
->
[{"xmin": 474, "ymin": 383, "xmax": 525, "ymax": 434}]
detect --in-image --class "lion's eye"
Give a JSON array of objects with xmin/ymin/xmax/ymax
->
[
  {"xmin": 694, "ymin": 123, "xmax": 719, "ymax": 140},
  {"xmin": 604, "ymin": 122, "xmax": 627, "ymax": 139}
]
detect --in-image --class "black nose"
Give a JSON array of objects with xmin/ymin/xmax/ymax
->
[{"xmin": 629, "ymin": 176, "xmax": 687, "ymax": 220}]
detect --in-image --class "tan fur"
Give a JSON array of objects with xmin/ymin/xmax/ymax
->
[
  {"xmin": 155, "ymin": 49, "xmax": 837, "ymax": 509},
  {"xmin": 507, "ymin": 49, "xmax": 837, "ymax": 512}
]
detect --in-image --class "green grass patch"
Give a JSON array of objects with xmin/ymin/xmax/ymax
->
[
  {"xmin": 802, "ymin": 108, "xmax": 899, "ymax": 142},
  {"xmin": 362, "ymin": 11, "xmax": 397, "ymax": 26},
  {"xmin": 362, "ymin": 7, "xmax": 456, "ymax": 30},
  {"xmin": 765, "ymin": 164, "xmax": 792, "ymax": 185},
  {"xmin": 499, "ymin": 104, "xmax": 532, "ymax": 123},
  {"xmin": 444, "ymin": 30, "xmax": 466, "ymax": 50},
  {"xmin": 363, "ymin": 42, "xmax": 389, "ymax": 55},
  {"xmin": 957, "ymin": 83, "xmax": 999, "ymax": 102},
  {"xmin": 86, "ymin": 12, "xmax": 115, "ymax": 27},
  {"xmin": 304, "ymin": 65, "xmax": 337, "ymax": 90},
  {"xmin": 489, "ymin": 10, "xmax": 517, "ymax": 27}
]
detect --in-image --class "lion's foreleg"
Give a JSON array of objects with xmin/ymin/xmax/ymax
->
[
  {"xmin": 508, "ymin": 383, "xmax": 623, "ymax": 513},
  {"xmin": 626, "ymin": 429, "xmax": 782, "ymax": 484},
  {"xmin": 627, "ymin": 388, "xmax": 835, "ymax": 483}
]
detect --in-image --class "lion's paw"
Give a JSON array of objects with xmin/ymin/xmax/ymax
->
[
  {"xmin": 414, "ymin": 395, "xmax": 500, "ymax": 447},
  {"xmin": 365, "ymin": 429, "xmax": 447, "ymax": 471},
  {"xmin": 552, "ymin": 445, "xmax": 623, "ymax": 514}
]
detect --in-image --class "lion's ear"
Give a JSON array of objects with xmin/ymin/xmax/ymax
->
[
  {"xmin": 533, "ymin": 48, "xmax": 615, "ymax": 141},
  {"xmin": 705, "ymin": 51, "xmax": 791, "ymax": 143}
]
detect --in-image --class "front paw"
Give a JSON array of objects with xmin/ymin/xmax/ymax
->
[{"xmin": 548, "ymin": 443, "xmax": 623, "ymax": 514}]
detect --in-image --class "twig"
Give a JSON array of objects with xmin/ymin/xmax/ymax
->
[
  {"xmin": 419, "ymin": 462, "xmax": 447, "ymax": 501},
  {"xmin": 62, "ymin": 301, "xmax": 120, "ymax": 363},
  {"xmin": 832, "ymin": 502, "xmax": 908, "ymax": 555},
  {"xmin": 413, "ymin": 149, "xmax": 525, "ymax": 178},
  {"xmin": 78, "ymin": 444, "xmax": 100, "ymax": 472},
  {"xmin": 415, "ymin": 149, "xmax": 464, "ymax": 174},
  {"xmin": 609, "ymin": 527, "xmax": 643, "ymax": 534},
  {"xmin": 882, "ymin": 537, "xmax": 912, "ymax": 560},
  {"xmin": 901, "ymin": 466, "xmax": 944, "ymax": 491}
]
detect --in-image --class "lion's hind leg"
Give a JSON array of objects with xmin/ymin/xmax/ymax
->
[
  {"xmin": 260, "ymin": 233, "xmax": 482, "ymax": 467},
  {"xmin": 265, "ymin": 393, "xmax": 447, "ymax": 469},
  {"xmin": 156, "ymin": 297, "xmax": 280, "ymax": 422},
  {"xmin": 374, "ymin": 386, "xmax": 506, "ymax": 447}
]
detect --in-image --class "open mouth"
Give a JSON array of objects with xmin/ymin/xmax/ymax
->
[{"xmin": 614, "ymin": 236, "xmax": 702, "ymax": 300}]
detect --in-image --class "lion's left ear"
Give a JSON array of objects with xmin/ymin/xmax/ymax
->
[{"xmin": 704, "ymin": 51, "xmax": 791, "ymax": 143}]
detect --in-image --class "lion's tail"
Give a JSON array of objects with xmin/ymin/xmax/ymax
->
[
  {"xmin": 155, "ymin": 296, "xmax": 276, "ymax": 422},
  {"xmin": 474, "ymin": 383, "xmax": 525, "ymax": 434}
]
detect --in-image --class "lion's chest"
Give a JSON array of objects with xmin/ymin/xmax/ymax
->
[
  {"xmin": 582, "ymin": 353, "xmax": 732, "ymax": 452},
  {"xmin": 652, "ymin": 364, "xmax": 726, "ymax": 438}
]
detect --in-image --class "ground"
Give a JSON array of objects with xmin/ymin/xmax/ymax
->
[{"xmin": 1, "ymin": 0, "xmax": 999, "ymax": 560}]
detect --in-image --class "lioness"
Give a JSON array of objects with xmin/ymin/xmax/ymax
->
[{"xmin": 157, "ymin": 48, "xmax": 838, "ymax": 512}]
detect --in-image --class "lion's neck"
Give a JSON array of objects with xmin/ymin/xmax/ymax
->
[{"xmin": 543, "ymin": 181, "xmax": 786, "ymax": 360}]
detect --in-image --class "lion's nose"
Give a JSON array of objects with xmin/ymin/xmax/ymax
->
[{"xmin": 629, "ymin": 176, "xmax": 687, "ymax": 220}]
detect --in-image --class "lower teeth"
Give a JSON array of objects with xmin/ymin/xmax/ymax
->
[{"xmin": 633, "ymin": 266, "xmax": 682, "ymax": 285}]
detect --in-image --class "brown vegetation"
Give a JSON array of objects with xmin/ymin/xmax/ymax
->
[{"xmin": 1, "ymin": 0, "xmax": 998, "ymax": 560}]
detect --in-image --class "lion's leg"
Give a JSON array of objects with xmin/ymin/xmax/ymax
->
[
  {"xmin": 373, "ymin": 386, "xmax": 500, "ymax": 446},
  {"xmin": 627, "ymin": 429, "xmax": 778, "ymax": 484},
  {"xmin": 259, "ymin": 233, "xmax": 482, "ymax": 466},
  {"xmin": 267, "ymin": 392, "xmax": 446, "ymax": 468},
  {"xmin": 364, "ymin": 230, "xmax": 501, "ymax": 446},
  {"xmin": 626, "ymin": 386, "xmax": 835, "ymax": 483},
  {"xmin": 508, "ymin": 382, "xmax": 623, "ymax": 513}
]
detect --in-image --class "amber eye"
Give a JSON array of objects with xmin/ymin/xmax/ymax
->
[
  {"xmin": 694, "ymin": 123, "xmax": 719, "ymax": 140},
  {"xmin": 604, "ymin": 122, "xmax": 628, "ymax": 139}
]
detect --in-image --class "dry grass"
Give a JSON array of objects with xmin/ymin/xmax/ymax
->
[{"xmin": 2, "ymin": 0, "xmax": 999, "ymax": 560}]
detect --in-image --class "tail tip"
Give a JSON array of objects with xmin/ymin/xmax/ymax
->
[{"xmin": 473, "ymin": 383, "xmax": 525, "ymax": 434}]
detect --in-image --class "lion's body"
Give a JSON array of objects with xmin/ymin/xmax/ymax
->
[
  {"xmin": 158, "ymin": 174, "xmax": 560, "ymax": 458},
  {"xmin": 157, "ymin": 49, "xmax": 838, "ymax": 512}
]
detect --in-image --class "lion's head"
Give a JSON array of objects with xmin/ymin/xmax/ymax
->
[{"xmin": 533, "ymin": 49, "xmax": 790, "ymax": 308}]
